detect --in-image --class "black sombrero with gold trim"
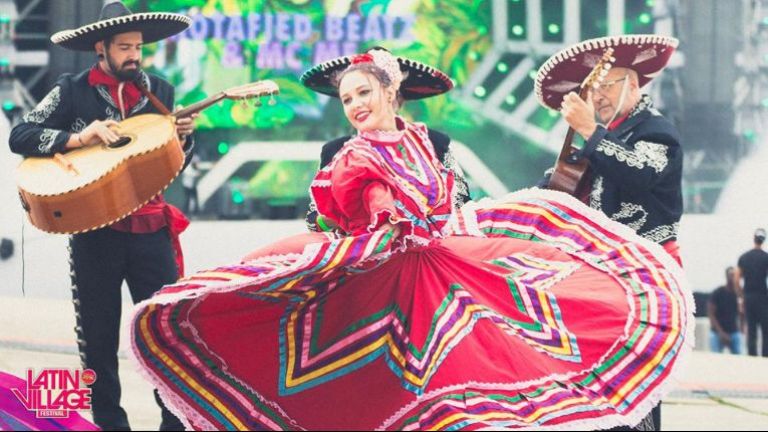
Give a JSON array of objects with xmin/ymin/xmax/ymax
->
[{"xmin": 51, "ymin": 1, "xmax": 190, "ymax": 51}]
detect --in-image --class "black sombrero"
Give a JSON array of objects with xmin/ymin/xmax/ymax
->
[
  {"xmin": 50, "ymin": 1, "xmax": 191, "ymax": 51},
  {"xmin": 300, "ymin": 51, "xmax": 454, "ymax": 100},
  {"xmin": 535, "ymin": 34, "xmax": 678, "ymax": 110}
]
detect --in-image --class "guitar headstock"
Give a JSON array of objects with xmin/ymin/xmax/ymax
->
[
  {"xmin": 581, "ymin": 47, "xmax": 615, "ymax": 93},
  {"xmin": 222, "ymin": 80, "xmax": 280, "ymax": 105}
]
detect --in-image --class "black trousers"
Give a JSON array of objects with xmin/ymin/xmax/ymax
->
[
  {"xmin": 70, "ymin": 228, "xmax": 183, "ymax": 430},
  {"xmin": 745, "ymin": 294, "xmax": 768, "ymax": 357}
]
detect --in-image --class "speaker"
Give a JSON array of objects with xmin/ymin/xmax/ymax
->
[{"xmin": 680, "ymin": 0, "xmax": 743, "ymax": 105}]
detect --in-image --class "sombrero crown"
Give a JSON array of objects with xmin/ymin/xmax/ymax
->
[
  {"xmin": 535, "ymin": 34, "xmax": 678, "ymax": 110},
  {"xmin": 50, "ymin": 1, "xmax": 190, "ymax": 51},
  {"xmin": 300, "ymin": 48, "xmax": 453, "ymax": 100}
]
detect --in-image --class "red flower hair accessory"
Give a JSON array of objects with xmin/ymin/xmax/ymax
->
[{"xmin": 351, "ymin": 53, "xmax": 374, "ymax": 64}]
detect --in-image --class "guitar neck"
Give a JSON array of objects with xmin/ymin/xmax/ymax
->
[
  {"xmin": 173, "ymin": 93, "xmax": 226, "ymax": 118},
  {"xmin": 557, "ymin": 85, "xmax": 591, "ymax": 160}
]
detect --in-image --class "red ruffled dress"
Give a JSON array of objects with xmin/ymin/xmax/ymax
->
[{"xmin": 130, "ymin": 118, "xmax": 692, "ymax": 431}]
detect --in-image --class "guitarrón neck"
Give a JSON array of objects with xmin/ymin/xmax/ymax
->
[{"xmin": 173, "ymin": 93, "xmax": 226, "ymax": 118}]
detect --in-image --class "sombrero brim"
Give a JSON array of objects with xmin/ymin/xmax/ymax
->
[
  {"xmin": 51, "ymin": 12, "xmax": 191, "ymax": 51},
  {"xmin": 300, "ymin": 56, "xmax": 454, "ymax": 100},
  {"xmin": 535, "ymin": 34, "xmax": 678, "ymax": 110}
]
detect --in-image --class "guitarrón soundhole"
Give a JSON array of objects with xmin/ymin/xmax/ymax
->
[{"xmin": 107, "ymin": 135, "xmax": 133, "ymax": 149}]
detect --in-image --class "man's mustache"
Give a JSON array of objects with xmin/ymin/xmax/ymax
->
[{"xmin": 121, "ymin": 61, "xmax": 140, "ymax": 69}]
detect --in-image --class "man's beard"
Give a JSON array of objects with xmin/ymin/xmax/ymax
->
[{"xmin": 106, "ymin": 54, "xmax": 141, "ymax": 81}]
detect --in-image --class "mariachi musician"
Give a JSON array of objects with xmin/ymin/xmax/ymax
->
[
  {"xmin": 8, "ymin": 2, "xmax": 194, "ymax": 430},
  {"xmin": 537, "ymin": 35, "xmax": 683, "ymax": 263},
  {"xmin": 535, "ymin": 34, "xmax": 683, "ymax": 430}
]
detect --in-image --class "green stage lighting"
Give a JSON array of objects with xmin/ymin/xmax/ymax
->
[
  {"xmin": 231, "ymin": 189, "xmax": 245, "ymax": 204},
  {"xmin": 743, "ymin": 129, "xmax": 757, "ymax": 142}
]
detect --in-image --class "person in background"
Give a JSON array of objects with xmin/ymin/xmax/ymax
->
[
  {"xmin": 708, "ymin": 266, "xmax": 744, "ymax": 354},
  {"xmin": 735, "ymin": 228, "xmax": 768, "ymax": 357},
  {"xmin": 182, "ymin": 155, "xmax": 202, "ymax": 215}
]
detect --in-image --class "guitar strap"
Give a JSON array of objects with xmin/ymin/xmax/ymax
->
[{"xmin": 133, "ymin": 78, "xmax": 172, "ymax": 115}]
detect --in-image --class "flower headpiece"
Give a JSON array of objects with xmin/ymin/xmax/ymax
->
[{"xmin": 349, "ymin": 50, "xmax": 404, "ymax": 91}]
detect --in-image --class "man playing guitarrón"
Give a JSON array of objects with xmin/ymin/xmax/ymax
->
[{"xmin": 9, "ymin": 2, "xmax": 195, "ymax": 430}]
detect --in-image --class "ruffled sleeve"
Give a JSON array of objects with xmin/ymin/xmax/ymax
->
[{"xmin": 311, "ymin": 138, "xmax": 411, "ymax": 236}]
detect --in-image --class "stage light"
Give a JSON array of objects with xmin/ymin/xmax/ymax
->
[
  {"xmin": 496, "ymin": 62, "xmax": 509, "ymax": 73},
  {"xmin": 0, "ymin": 15, "xmax": 9, "ymax": 24},
  {"xmin": 512, "ymin": 25, "xmax": 524, "ymax": 36},
  {"xmin": 0, "ymin": 57, "xmax": 10, "ymax": 77},
  {"xmin": 232, "ymin": 190, "xmax": 245, "ymax": 204},
  {"xmin": 761, "ymin": 98, "xmax": 768, "ymax": 108},
  {"xmin": 474, "ymin": 86, "xmax": 487, "ymax": 98},
  {"xmin": 638, "ymin": 13, "xmax": 652, "ymax": 25},
  {"xmin": 548, "ymin": 24, "xmax": 560, "ymax": 34},
  {"xmin": 2, "ymin": 99, "xmax": 15, "ymax": 111},
  {"xmin": 743, "ymin": 129, "xmax": 757, "ymax": 142},
  {"xmin": 645, "ymin": 0, "xmax": 655, "ymax": 6},
  {"xmin": 528, "ymin": 69, "xmax": 537, "ymax": 80},
  {"xmin": 217, "ymin": 141, "xmax": 230, "ymax": 155},
  {"xmin": 505, "ymin": 95, "xmax": 517, "ymax": 106}
]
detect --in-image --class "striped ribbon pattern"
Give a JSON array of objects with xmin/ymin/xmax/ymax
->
[{"xmin": 130, "ymin": 190, "xmax": 690, "ymax": 430}]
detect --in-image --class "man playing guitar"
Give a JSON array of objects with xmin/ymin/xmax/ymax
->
[{"xmin": 535, "ymin": 34, "xmax": 684, "ymax": 431}]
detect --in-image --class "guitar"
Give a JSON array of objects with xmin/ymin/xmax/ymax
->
[
  {"xmin": 547, "ymin": 48, "xmax": 615, "ymax": 198},
  {"xmin": 16, "ymin": 80, "xmax": 279, "ymax": 234}
]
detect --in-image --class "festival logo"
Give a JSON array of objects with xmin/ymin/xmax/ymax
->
[{"xmin": 11, "ymin": 368, "xmax": 95, "ymax": 418}]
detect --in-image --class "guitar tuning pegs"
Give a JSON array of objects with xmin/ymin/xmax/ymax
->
[
  {"xmin": 599, "ymin": 69, "xmax": 609, "ymax": 77},
  {"xmin": 609, "ymin": 56, "xmax": 616, "ymax": 63},
  {"xmin": 254, "ymin": 97, "xmax": 263, "ymax": 107},
  {"xmin": 268, "ymin": 94, "xmax": 277, "ymax": 106},
  {"xmin": 604, "ymin": 63, "xmax": 612, "ymax": 70},
  {"xmin": 241, "ymin": 99, "xmax": 248, "ymax": 109}
]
